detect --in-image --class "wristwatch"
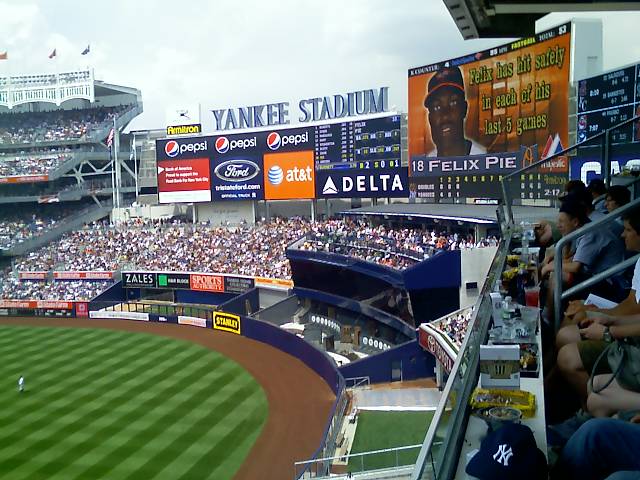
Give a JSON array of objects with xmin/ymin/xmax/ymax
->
[{"xmin": 603, "ymin": 326, "xmax": 613, "ymax": 343}]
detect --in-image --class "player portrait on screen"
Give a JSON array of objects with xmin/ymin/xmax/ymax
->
[{"xmin": 423, "ymin": 66, "xmax": 486, "ymax": 157}]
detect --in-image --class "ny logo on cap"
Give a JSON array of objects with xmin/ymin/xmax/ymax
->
[{"xmin": 493, "ymin": 444, "xmax": 514, "ymax": 466}]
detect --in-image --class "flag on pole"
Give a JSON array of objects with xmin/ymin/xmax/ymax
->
[
  {"xmin": 106, "ymin": 127, "xmax": 115, "ymax": 149},
  {"xmin": 81, "ymin": 45, "xmax": 90, "ymax": 55},
  {"xmin": 48, "ymin": 48, "xmax": 57, "ymax": 59},
  {"xmin": 0, "ymin": 52, "xmax": 7, "ymax": 60}
]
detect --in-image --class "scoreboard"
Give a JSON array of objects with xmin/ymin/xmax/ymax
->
[
  {"xmin": 314, "ymin": 115, "xmax": 401, "ymax": 170},
  {"xmin": 577, "ymin": 64, "xmax": 640, "ymax": 144}
]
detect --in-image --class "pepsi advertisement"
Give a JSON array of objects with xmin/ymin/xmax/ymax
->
[
  {"xmin": 210, "ymin": 127, "xmax": 314, "ymax": 201},
  {"xmin": 316, "ymin": 167, "xmax": 408, "ymax": 198}
]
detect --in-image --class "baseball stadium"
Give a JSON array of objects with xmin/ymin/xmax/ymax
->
[{"xmin": 2, "ymin": 2, "xmax": 640, "ymax": 480}]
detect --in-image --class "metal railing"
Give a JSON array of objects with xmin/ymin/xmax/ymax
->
[
  {"xmin": 499, "ymin": 114, "xmax": 640, "ymax": 225},
  {"xmin": 411, "ymin": 236, "xmax": 510, "ymax": 480},
  {"xmin": 295, "ymin": 444, "xmax": 423, "ymax": 479},
  {"xmin": 552, "ymin": 198, "xmax": 640, "ymax": 331}
]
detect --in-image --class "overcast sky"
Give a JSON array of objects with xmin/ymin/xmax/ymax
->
[{"xmin": 1, "ymin": 0, "xmax": 639, "ymax": 132}]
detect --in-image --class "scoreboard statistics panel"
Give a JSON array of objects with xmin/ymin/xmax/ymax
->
[
  {"xmin": 577, "ymin": 64, "xmax": 639, "ymax": 143},
  {"xmin": 314, "ymin": 115, "xmax": 401, "ymax": 171}
]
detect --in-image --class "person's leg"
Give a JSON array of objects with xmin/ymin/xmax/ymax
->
[
  {"xmin": 556, "ymin": 324, "xmax": 581, "ymax": 350},
  {"xmin": 588, "ymin": 378, "xmax": 640, "ymax": 418},
  {"xmin": 604, "ymin": 471, "xmax": 640, "ymax": 480},
  {"xmin": 557, "ymin": 343, "xmax": 590, "ymax": 402},
  {"xmin": 557, "ymin": 418, "xmax": 640, "ymax": 480}
]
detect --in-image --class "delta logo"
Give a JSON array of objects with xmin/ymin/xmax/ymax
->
[
  {"xmin": 266, "ymin": 131, "xmax": 309, "ymax": 151},
  {"xmin": 215, "ymin": 136, "xmax": 257, "ymax": 154},
  {"xmin": 164, "ymin": 139, "xmax": 208, "ymax": 158},
  {"xmin": 263, "ymin": 150, "xmax": 315, "ymax": 200}
]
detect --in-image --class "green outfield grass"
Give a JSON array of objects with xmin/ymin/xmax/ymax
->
[
  {"xmin": 348, "ymin": 410, "xmax": 433, "ymax": 472},
  {"xmin": 0, "ymin": 325, "xmax": 268, "ymax": 480}
]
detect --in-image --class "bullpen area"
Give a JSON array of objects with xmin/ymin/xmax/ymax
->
[{"xmin": 0, "ymin": 318, "xmax": 336, "ymax": 480}]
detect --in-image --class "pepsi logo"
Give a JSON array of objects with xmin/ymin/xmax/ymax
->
[
  {"xmin": 215, "ymin": 137, "xmax": 230, "ymax": 154},
  {"xmin": 165, "ymin": 140, "xmax": 179, "ymax": 157},
  {"xmin": 266, "ymin": 132, "xmax": 281, "ymax": 150}
]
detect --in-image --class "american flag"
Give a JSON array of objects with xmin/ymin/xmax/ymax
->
[{"xmin": 106, "ymin": 128, "xmax": 115, "ymax": 149}]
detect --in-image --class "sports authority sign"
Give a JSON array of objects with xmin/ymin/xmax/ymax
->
[{"xmin": 190, "ymin": 273, "xmax": 225, "ymax": 293}]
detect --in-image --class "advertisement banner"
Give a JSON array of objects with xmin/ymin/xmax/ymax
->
[
  {"xmin": 0, "ymin": 300, "xmax": 73, "ymax": 309},
  {"xmin": 156, "ymin": 137, "xmax": 211, "ymax": 161},
  {"xmin": 75, "ymin": 302, "xmax": 89, "ymax": 318},
  {"xmin": 408, "ymin": 23, "xmax": 571, "ymax": 199},
  {"xmin": 190, "ymin": 273, "xmax": 225, "ymax": 293},
  {"xmin": 223, "ymin": 276, "xmax": 255, "ymax": 294},
  {"xmin": 571, "ymin": 144, "xmax": 640, "ymax": 184},
  {"xmin": 213, "ymin": 311, "xmax": 241, "ymax": 335},
  {"xmin": 210, "ymin": 132, "xmax": 264, "ymax": 201},
  {"xmin": 0, "ymin": 174, "xmax": 49, "ymax": 184},
  {"xmin": 89, "ymin": 310, "xmax": 150, "ymax": 321},
  {"xmin": 418, "ymin": 326, "xmax": 455, "ymax": 374},
  {"xmin": 122, "ymin": 272, "xmax": 157, "ymax": 288},
  {"xmin": 178, "ymin": 316, "xmax": 208, "ymax": 328},
  {"xmin": 157, "ymin": 272, "xmax": 191, "ymax": 289},
  {"xmin": 316, "ymin": 166, "xmax": 408, "ymax": 198},
  {"xmin": 263, "ymin": 150, "xmax": 315, "ymax": 200},
  {"xmin": 254, "ymin": 277, "xmax": 294, "ymax": 290},
  {"xmin": 53, "ymin": 271, "xmax": 114, "ymax": 280},
  {"xmin": 18, "ymin": 271, "xmax": 48, "ymax": 280},
  {"xmin": 157, "ymin": 157, "xmax": 212, "ymax": 204}
]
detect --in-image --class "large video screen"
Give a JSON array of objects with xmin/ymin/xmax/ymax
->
[
  {"xmin": 408, "ymin": 23, "xmax": 571, "ymax": 201},
  {"xmin": 156, "ymin": 115, "xmax": 405, "ymax": 202},
  {"xmin": 577, "ymin": 63, "xmax": 640, "ymax": 144}
]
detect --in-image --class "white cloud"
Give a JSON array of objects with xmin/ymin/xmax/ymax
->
[{"xmin": 1, "ymin": 1, "xmax": 639, "ymax": 131}]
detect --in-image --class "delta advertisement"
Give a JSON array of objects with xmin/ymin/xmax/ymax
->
[
  {"xmin": 408, "ymin": 23, "xmax": 571, "ymax": 200},
  {"xmin": 316, "ymin": 167, "xmax": 408, "ymax": 198}
]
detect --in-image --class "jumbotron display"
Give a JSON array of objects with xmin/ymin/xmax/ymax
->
[
  {"xmin": 155, "ymin": 114, "xmax": 406, "ymax": 203},
  {"xmin": 577, "ymin": 62, "xmax": 640, "ymax": 144},
  {"xmin": 408, "ymin": 23, "xmax": 571, "ymax": 201}
]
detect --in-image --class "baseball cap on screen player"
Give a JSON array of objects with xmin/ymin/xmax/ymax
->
[
  {"xmin": 465, "ymin": 423, "xmax": 547, "ymax": 480},
  {"xmin": 424, "ymin": 67, "xmax": 465, "ymax": 108}
]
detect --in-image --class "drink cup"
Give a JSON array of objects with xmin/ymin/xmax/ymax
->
[{"xmin": 524, "ymin": 286, "xmax": 540, "ymax": 307}]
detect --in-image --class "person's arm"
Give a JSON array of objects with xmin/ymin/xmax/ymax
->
[{"xmin": 580, "ymin": 316, "xmax": 640, "ymax": 340}]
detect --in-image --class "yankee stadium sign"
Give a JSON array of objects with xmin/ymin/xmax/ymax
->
[{"xmin": 211, "ymin": 87, "xmax": 389, "ymax": 131}]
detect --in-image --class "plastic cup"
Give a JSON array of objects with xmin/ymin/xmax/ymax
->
[{"xmin": 524, "ymin": 286, "xmax": 540, "ymax": 307}]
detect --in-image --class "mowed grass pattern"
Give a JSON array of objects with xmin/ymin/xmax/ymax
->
[
  {"xmin": 348, "ymin": 411, "xmax": 433, "ymax": 472},
  {"xmin": 0, "ymin": 326, "xmax": 268, "ymax": 480}
]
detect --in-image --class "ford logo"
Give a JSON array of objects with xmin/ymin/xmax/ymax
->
[{"xmin": 214, "ymin": 159, "xmax": 260, "ymax": 182}]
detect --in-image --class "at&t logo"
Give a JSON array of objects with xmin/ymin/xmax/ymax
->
[
  {"xmin": 268, "ymin": 166, "xmax": 284, "ymax": 185},
  {"xmin": 215, "ymin": 136, "xmax": 257, "ymax": 154},
  {"xmin": 267, "ymin": 164, "xmax": 312, "ymax": 185}
]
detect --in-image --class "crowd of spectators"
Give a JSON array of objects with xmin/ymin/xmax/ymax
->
[
  {"xmin": 0, "ymin": 212, "xmax": 69, "ymax": 250},
  {"xmin": 0, "ymin": 148, "xmax": 73, "ymax": 177},
  {"xmin": 435, "ymin": 307, "xmax": 474, "ymax": 348},
  {"xmin": 0, "ymin": 105, "xmax": 128, "ymax": 145},
  {"xmin": 11, "ymin": 217, "xmax": 499, "ymax": 277},
  {"xmin": 299, "ymin": 219, "xmax": 498, "ymax": 269},
  {"xmin": 0, "ymin": 276, "xmax": 110, "ymax": 301}
]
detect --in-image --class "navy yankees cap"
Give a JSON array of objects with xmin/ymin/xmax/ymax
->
[
  {"xmin": 466, "ymin": 423, "xmax": 547, "ymax": 480},
  {"xmin": 424, "ymin": 67, "xmax": 465, "ymax": 107}
]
